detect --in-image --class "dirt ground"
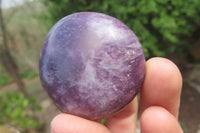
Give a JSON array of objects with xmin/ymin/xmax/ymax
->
[
  {"xmin": 179, "ymin": 83, "xmax": 200, "ymax": 133},
  {"xmin": 1, "ymin": 61, "xmax": 200, "ymax": 133}
]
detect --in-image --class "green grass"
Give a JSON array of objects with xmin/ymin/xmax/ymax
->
[
  {"xmin": 20, "ymin": 70, "xmax": 39, "ymax": 80},
  {"xmin": 101, "ymin": 118, "xmax": 107, "ymax": 125},
  {"xmin": 180, "ymin": 122, "xmax": 186, "ymax": 131},
  {"xmin": 0, "ymin": 69, "xmax": 39, "ymax": 86},
  {"xmin": 0, "ymin": 74, "xmax": 11, "ymax": 86}
]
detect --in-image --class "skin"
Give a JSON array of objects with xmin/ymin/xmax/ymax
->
[{"xmin": 50, "ymin": 57, "xmax": 183, "ymax": 133}]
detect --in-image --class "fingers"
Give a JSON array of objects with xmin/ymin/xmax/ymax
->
[
  {"xmin": 106, "ymin": 97, "xmax": 138, "ymax": 133},
  {"xmin": 140, "ymin": 106, "xmax": 183, "ymax": 133},
  {"xmin": 51, "ymin": 98, "xmax": 138, "ymax": 133},
  {"xmin": 51, "ymin": 114, "xmax": 110, "ymax": 133},
  {"xmin": 140, "ymin": 57, "xmax": 182, "ymax": 118}
]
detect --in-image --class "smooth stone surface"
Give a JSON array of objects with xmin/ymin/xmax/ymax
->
[{"xmin": 39, "ymin": 12, "xmax": 146, "ymax": 120}]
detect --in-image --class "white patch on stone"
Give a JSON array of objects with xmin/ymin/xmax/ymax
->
[
  {"xmin": 87, "ymin": 17, "xmax": 130, "ymax": 43},
  {"xmin": 65, "ymin": 102, "xmax": 78, "ymax": 112}
]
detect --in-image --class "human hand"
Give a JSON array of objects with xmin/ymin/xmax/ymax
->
[{"xmin": 50, "ymin": 57, "xmax": 183, "ymax": 133}]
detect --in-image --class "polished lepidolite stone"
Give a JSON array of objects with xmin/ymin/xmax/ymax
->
[{"xmin": 39, "ymin": 12, "xmax": 146, "ymax": 120}]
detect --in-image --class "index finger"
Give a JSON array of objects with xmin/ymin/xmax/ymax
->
[{"xmin": 140, "ymin": 57, "xmax": 182, "ymax": 118}]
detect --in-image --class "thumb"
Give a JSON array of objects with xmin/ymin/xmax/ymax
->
[{"xmin": 51, "ymin": 114, "xmax": 110, "ymax": 133}]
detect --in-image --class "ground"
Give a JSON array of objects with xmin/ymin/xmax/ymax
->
[
  {"xmin": 180, "ymin": 83, "xmax": 200, "ymax": 133},
  {"xmin": 0, "ymin": 60, "xmax": 200, "ymax": 133}
]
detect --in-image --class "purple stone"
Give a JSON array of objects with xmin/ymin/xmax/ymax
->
[{"xmin": 39, "ymin": 12, "xmax": 146, "ymax": 120}]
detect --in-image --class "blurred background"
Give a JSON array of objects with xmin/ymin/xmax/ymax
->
[{"xmin": 0, "ymin": 0, "xmax": 199, "ymax": 133}]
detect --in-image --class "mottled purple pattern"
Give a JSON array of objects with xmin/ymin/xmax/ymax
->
[{"xmin": 39, "ymin": 12, "xmax": 146, "ymax": 120}]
